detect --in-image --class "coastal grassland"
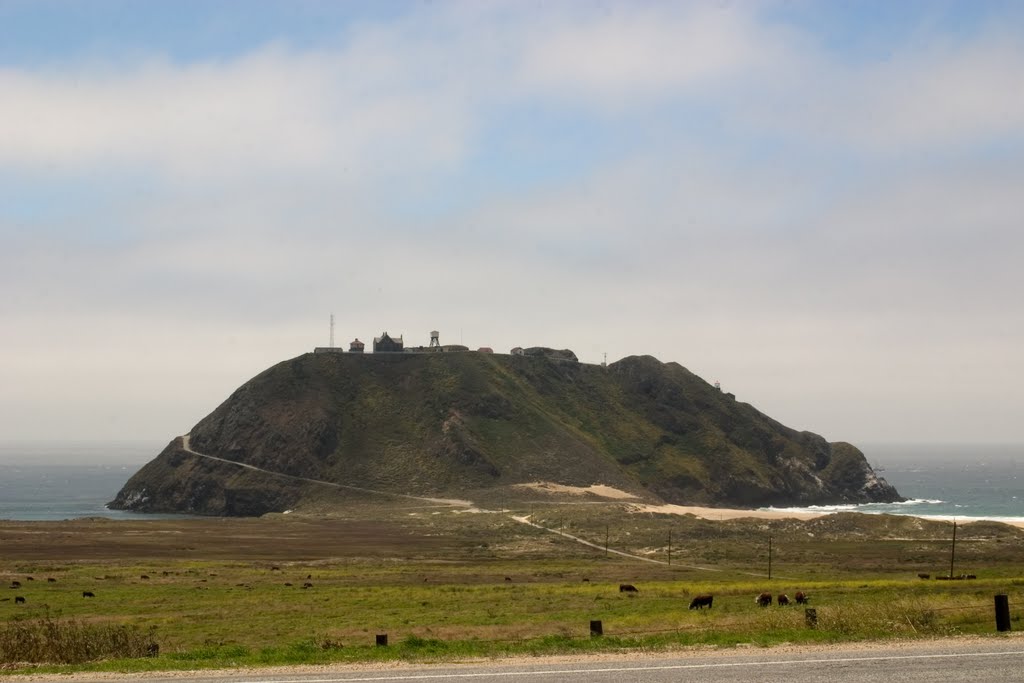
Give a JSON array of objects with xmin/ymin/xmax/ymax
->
[{"xmin": 2, "ymin": 506, "xmax": 1024, "ymax": 673}]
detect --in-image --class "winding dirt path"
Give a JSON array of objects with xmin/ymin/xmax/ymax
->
[
  {"xmin": 178, "ymin": 434, "xmax": 473, "ymax": 508},
  {"xmin": 177, "ymin": 434, "xmax": 777, "ymax": 576}
]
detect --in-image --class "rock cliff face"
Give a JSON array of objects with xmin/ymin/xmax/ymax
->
[{"xmin": 109, "ymin": 352, "xmax": 902, "ymax": 516}]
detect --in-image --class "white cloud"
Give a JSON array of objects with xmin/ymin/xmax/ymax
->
[{"xmin": 2, "ymin": 3, "xmax": 1023, "ymax": 443}]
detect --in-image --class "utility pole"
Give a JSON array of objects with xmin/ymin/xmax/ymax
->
[
  {"xmin": 949, "ymin": 520, "xmax": 958, "ymax": 579},
  {"xmin": 768, "ymin": 535, "xmax": 773, "ymax": 580},
  {"xmin": 668, "ymin": 529, "xmax": 672, "ymax": 566},
  {"xmin": 605, "ymin": 525, "xmax": 609, "ymax": 559}
]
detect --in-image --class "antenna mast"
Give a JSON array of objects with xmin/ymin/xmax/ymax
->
[{"xmin": 330, "ymin": 313, "xmax": 335, "ymax": 348}]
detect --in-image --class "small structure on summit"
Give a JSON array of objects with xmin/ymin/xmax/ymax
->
[
  {"xmin": 349, "ymin": 338, "xmax": 365, "ymax": 353},
  {"xmin": 373, "ymin": 331, "xmax": 404, "ymax": 353}
]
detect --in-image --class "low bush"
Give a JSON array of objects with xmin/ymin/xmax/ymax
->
[{"xmin": 0, "ymin": 613, "xmax": 157, "ymax": 665}]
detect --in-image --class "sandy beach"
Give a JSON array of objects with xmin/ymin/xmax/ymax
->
[{"xmin": 628, "ymin": 502, "xmax": 1024, "ymax": 529}]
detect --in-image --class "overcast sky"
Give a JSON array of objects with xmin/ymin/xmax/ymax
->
[{"xmin": 2, "ymin": 0, "xmax": 1022, "ymax": 449}]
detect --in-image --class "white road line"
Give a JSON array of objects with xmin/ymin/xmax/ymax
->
[{"xmin": 239, "ymin": 650, "xmax": 1024, "ymax": 682}]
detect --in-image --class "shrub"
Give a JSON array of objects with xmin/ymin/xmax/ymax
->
[{"xmin": 0, "ymin": 613, "xmax": 157, "ymax": 665}]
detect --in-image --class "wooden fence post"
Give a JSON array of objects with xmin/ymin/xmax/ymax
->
[
  {"xmin": 995, "ymin": 594, "xmax": 1011, "ymax": 632},
  {"xmin": 590, "ymin": 620, "xmax": 603, "ymax": 637},
  {"xmin": 376, "ymin": 633, "xmax": 388, "ymax": 646}
]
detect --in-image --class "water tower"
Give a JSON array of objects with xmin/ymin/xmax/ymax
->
[{"xmin": 429, "ymin": 331, "xmax": 441, "ymax": 348}]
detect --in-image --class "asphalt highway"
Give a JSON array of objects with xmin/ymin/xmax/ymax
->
[{"xmin": 65, "ymin": 639, "xmax": 1023, "ymax": 683}]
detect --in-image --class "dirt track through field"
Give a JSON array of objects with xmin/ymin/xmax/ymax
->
[
  {"xmin": 180, "ymin": 434, "xmax": 781, "ymax": 575},
  {"xmin": 180, "ymin": 434, "xmax": 473, "ymax": 508}
]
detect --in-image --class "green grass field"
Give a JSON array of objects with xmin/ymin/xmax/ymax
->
[{"xmin": 3, "ymin": 505, "xmax": 1024, "ymax": 673}]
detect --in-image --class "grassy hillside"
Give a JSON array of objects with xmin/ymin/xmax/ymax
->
[{"xmin": 110, "ymin": 352, "xmax": 901, "ymax": 515}]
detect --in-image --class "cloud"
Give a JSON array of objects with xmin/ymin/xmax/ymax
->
[
  {"xmin": 515, "ymin": 3, "xmax": 795, "ymax": 103},
  {"xmin": 2, "ymin": 2, "xmax": 1023, "ymax": 443},
  {"xmin": 0, "ymin": 43, "xmax": 474, "ymax": 185},
  {"xmin": 735, "ymin": 27, "xmax": 1024, "ymax": 155}
]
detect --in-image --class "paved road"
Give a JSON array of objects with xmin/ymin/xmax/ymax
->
[{"xmin": 87, "ymin": 640, "xmax": 1023, "ymax": 683}]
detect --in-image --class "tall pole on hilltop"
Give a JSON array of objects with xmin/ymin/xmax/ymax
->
[
  {"xmin": 768, "ymin": 535, "xmax": 773, "ymax": 580},
  {"xmin": 668, "ymin": 529, "xmax": 672, "ymax": 566}
]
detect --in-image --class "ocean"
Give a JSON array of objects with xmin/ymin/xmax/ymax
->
[
  {"xmin": 0, "ymin": 440, "xmax": 182, "ymax": 521},
  {"xmin": 763, "ymin": 443, "xmax": 1024, "ymax": 524},
  {"xmin": 0, "ymin": 441, "xmax": 1021, "ymax": 523}
]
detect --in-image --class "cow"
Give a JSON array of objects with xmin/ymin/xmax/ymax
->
[
  {"xmin": 47, "ymin": 578, "xmax": 57, "ymax": 583},
  {"xmin": 302, "ymin": 582, "xmax": 313, "ymax": 589},
  {"xmin": 794, "ymin": 591, "xmax": 809, "ymax": 604},
  {"xmin": 504, "ymin": 577, "xmax": 512, "ymax": 582},
  {"xmin": 10, "ymin": 581, "xmax": 21, "ymax": 589},
  {"xmin": 917, "ymin": 573, "xmax": 930, "ymax": 580},
  {"xmin": 689, "ymin": 594, "xmax": 714, "ymax": 610},
  {"xmin": 756, "ymin": 592, "xmax": 772, "ymax": 607},
  {"xmin": 777, "ymin": 594, "xmax": 790, "ymax": 606},
  {"xmin": 15, "ymin": 596, "xmax": 26, "ymax": 604},
  {"xmin": 619, "ymin": 584, "xmax": 639, "ymax": 593},
  {"xmin": 82, "ymin": 591, "xmax": 95, "ymax": 598},
  {"xmin": 284, "ymin": 582, "xmax": 293, "ymax": 587},
  {"xmin": 140, "ymin": 575, "xmax": 150, "ymax": 580},
  {"xmin": 582, "ymin": 577, "xmax": 590, "ymax": 583}
]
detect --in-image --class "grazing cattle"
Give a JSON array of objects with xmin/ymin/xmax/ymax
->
[
  {"xmin": 504, "ymin": 577, "xmax": 512, "ymax": 582},
  {"xmin": 302, "ymin": 582, "xmax": 313, "ymax": 589},
  {"xmin": 284, "ymin": 582, "xmax": 293, "ymax": 587},
  {"xmin": 689, "ymin": 594, "xmax": 714, "ymax": 610},
  {"xmin": 966, "ymin": 574, "xmax": 977, "ymax": 580},
  {"xmin": 47, "ymin": 578, "xmax": 57, "ymax": 583},
  {"xmin": 26, "ymin": 576, "xmax": 34, "ymax": 581},
  {"xmin": 270, "ymin": 566, "xmax": 281, "ymax": 571},
  {"xmin": 619, "ymin": 584, "xmax": 639, "ymax": 593},
  {"xmin": 756, "ymin": 592, "xmax": 772, "ymax": 607},
  {"xmin": 140, "ymin": 575, "xmax": 150, "ymax": 580},
  {"xmin": 794, "ymin": 591, "xmax": 809, "ymax": 604},
  {"xmin": 10, "ymin": 581, "xmax": 21, "ymax": 589},
  {"xmin": 15, "ymin": 596, "xmax": 26, "ymax": 604},
  {"xmin": 82, "ymin": 591, "xmax": 95, "ymax": 598},
  {"xmin": 917, "ymin": 573, "xmax": 930, "ymax": 580},
  {"xmin": 777, "ymin": 594, "xmax": 790, "ymax": 606},
  {"xmin": 582, "ymin": 578, "xmax": 590, "ymax": 583}
]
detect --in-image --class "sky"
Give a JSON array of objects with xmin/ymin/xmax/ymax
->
[{"xmin": 2, "ymin": 0, "xmax": 1023, "ymax": 449}]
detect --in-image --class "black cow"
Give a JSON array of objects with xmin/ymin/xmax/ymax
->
[
  {"xmin": 15, "ymin": 596, "xmax": 26, "ymax": 604},
  {"xmin": 619, "ymin": 583, "xmax": 639, "ymax": 593},
  {"xmin": 83, "ymin": 591, "xmax": 95, "ymax": 598},
  {"xmin": 10, "ymin": 581, "xmax": 21, "ymax": 589},
  {"xmin": 689, "ymin": 594, "xmax": 714, "ymax": 610}
]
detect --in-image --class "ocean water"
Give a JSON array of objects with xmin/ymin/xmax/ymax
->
[
  {"xmin": 0, "ymin": 440, "xmax": 185, "ymax": 521},
  {"xmin": 0, "ymin": 441, "xmax": 1021, "ymax": 523},
  {"xmin": 763, "ymin": 443, "xmax": 1024, "ymax": 524}
]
